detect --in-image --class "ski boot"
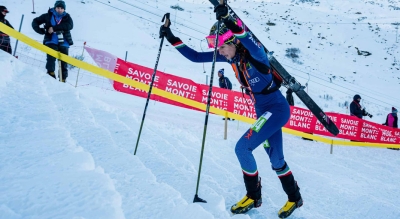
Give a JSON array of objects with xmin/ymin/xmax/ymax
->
[
  {"xmin": 275, "ymin": 162, "xmax": 303, "ymax": 218},
  {"xmin": 47, "ymin": 71, "xmax": 56, "ymax": 79},
  {"xmin": 278, "ymin": 197, "xmax": 303, "ymax": 218},
  {"xmin": 231, "ymin": 194, "xmax": 262, "ymax": 214},
  {"xmin": 231, "ymin": 174, "xmax": 262, "ymax": 214}
]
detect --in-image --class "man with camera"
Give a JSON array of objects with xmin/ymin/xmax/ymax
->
[
  {"xmin": 350, "ymin": 94, "xmax": 373, "ymax": 119},
  {"xmin": 32, "ymin": 0, "xmax": 73, "ymax": 82}
]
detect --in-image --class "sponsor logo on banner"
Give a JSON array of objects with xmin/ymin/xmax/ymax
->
[
  {"xmin": 233, "ymin": 96, "xmax": 256, "ymax": 119},
  {"xmin": 359, "ymin": 121, "xmax": 380, "ymax": 142},
  {"xmin": 201, "ymin": 89, "xmax": 229, "ymax": 110},
  {"xmin": 287, "ymin": 107, "xmax": 314, "ymax": 132},
  {"xmin": 166, "ymin": 79, "xmax": 197, "ymax": 99},
  {"xmin": 123, "ymin": 68, "xmax": 161, "ymax": 92},
  {"xmin": 338, "ymin": 117, "xmax": 359, "ymax": 137}
]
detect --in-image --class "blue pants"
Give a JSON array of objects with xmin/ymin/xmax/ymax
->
[{"xmin": 235, "ymin": 101, "xmax": 290, "ymax": 175}]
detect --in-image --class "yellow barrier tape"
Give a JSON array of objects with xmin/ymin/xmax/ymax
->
[{"xmin": 1, "ymin": 22, "xmax": 398, "ymax": 149}]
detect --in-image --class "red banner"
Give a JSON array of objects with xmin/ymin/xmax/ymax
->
[
  {"xmin": 113, "ymin": 58, "xmax": 257, "ymax": 119},
  {"xmin": 284, "ymin": 107, "xmax": 400, "ymax": 144},
  {"xmin": 85, "ymin": 47, "xmax": 400, "ymax": 145}
]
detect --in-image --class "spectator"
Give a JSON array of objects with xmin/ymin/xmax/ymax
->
[
  {"xmin": 32, "ymin": 0, "xmax": 73, "ymax": 83},
  {"xmin": 218, "ymin": 68, "xmax": 234, "ymax": 120},
  {"xmin": 350, "ymin": 94, "xmax": 363, "ymax": 118},
  {"xmin": 350, "ymin": 94, "xmax": 373, "ymax": 119},
  {"xmin": 218, "ymin": 68, "xmax": 232, "ymax": 90},
  {"xmin": 286, "ymin": 88, "xmax": 294, "ymax": 106},
  {"xmin": 0, "ymin": 6, "xmax": 14, "ymax": 54},
  {"xmin": 385, "ymin": 107, "xmax": 399, "ymax": 150},
  {"xmin": 383, "ymin": 107, "xmax": 398, "ymax": 128}
]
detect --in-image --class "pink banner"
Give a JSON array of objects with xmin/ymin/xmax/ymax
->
[
  {"xmin": 86, "ymin": 47, "xmax": 400, "ymax": 145},
  {"xmin": 85, "ymin": 47, "xmax": 117, "ymax": 72}
]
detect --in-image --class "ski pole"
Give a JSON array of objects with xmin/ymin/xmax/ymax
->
[
  {"xmin": 75, "ymin": 41, "xmax": 86, "ymax": 88},
  {"xmin": 193, "ymin": 0, "xmax": 225, "ymax": 204},
  {"xmin": 134, "ymin": 13, "xmax": 170, "ymax": 155},
  {"xmin": 31, "ymin": 0, "xmax": 36, "ymax": 14}
]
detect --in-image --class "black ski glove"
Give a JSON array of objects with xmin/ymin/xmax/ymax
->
[
  {"xmin": 159, "ymin": 25, "xmax": 181, "ymax": 44},
  {"xmin": 223, "ymin": 17, "xmax": 242, "ymax": 33},
  {"xmin": 214, "ymin": 4, "xmax": 229, "ymax": 20},
  {"xmin": 214, "ymin": 4, "xmax": 242, "ymax": 33},
  {"xmin": 38, "ymin": 28, "xmax": 46, "ymax": 35}
]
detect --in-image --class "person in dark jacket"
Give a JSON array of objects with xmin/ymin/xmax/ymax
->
[
  {"xmin": 218, "ymin": 68, "xmax": 234, "ymax": 120},
  {"xmin": 218, "ymin": 68, "xmax": 232, "ymax": 90},
  {"xmin": 32, "ymin": 0, "xmax": 73, "ymax": 82},
  {"xmin": 383, "ymin": 107, "xmax": 398, "ymax": 128},
  {"xmin": 350, "ymin": 94, "xmax": 363, "ymax": 118},
  {"xmin": 160, "ymin": 4, "xmax": 302, "ymax": 218},
  {"xmin": 0, "ymin": 6, "xmax": 14, "ymax": 54},
  {"xmin": 350, "ymin": 94, "xmax": 373, "ymax": 119}
]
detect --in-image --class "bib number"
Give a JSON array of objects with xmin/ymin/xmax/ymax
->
[{"xmin": 251, "ymin": 111, "xmax": 272, "ymax": 132}]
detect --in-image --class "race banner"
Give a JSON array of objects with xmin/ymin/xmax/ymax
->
[
  {"xmin": 86, "ymin": 47, "xmax": 400, "ymax": 144},
  {"xmin": 112, "ymin": 58, "xmax": 257, "ymax": 119},
  {"xmin": 291, "ymin": 110, "xmax": 400, "ymax": 144},
  {"xmin": 85, "ymin": 46, "xmax": 117, "ymax": 72}
]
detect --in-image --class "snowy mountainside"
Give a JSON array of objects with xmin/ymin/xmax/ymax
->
[{"xmin": 4, "ymin": 0, "xmax": 399, "ymax": 123}]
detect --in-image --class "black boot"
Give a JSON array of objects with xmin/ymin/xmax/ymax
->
[
  {"xmin": 244, "ymin": 174, "xmax": 262, "ymax": 201},
  {"xmin": 275, "ymin": 163, "xmax": 303, "ymax": 218},
  {"xmin": 230, "ymin": 174, "xmax": 262, "ymax": 214},
  {"xmin": 47, "ymin": 71, "xmax": 56, "ymax": 79}
]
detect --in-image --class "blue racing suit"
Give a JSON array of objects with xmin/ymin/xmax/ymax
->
[{"xmin": 171, "ymin": 27, "xmax": 291, "ymax": 178}]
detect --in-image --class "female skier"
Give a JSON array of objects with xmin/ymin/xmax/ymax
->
[{"xmin": 160, "ymin": 3, "xmax": 303, "ymax": 218}]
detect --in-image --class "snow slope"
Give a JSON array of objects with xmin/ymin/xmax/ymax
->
[
  {"xmin": 1, "ymin": 50, "xmax": 400, "ymax": 218},
  {"xmin": 1, "ymin": 0, "xmax": 400, "ymax": 218}
]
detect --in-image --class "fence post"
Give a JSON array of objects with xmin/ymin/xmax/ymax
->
[
  {"xmin": 75, "ymin": 42, "xmax": 86, "ymax": 88},
  {"xmin": 224, "ymin": 111, "xmax": 228, "ymax": 140},
  {"xmin": 58, "ymin": 60, "xmax": 62, "ymax": 82},
  {"xmin": 13, "ymin": 14, "xmax": 24, "ymax": 57}
]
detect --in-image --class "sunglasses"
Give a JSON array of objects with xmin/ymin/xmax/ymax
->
[
  {"xmin": 205, "ymin": 19, "xmax": 243, "ymax": 49},
  {"xmin": 205, "ymin": 31, "xmax": 235, "ymax": 49}
]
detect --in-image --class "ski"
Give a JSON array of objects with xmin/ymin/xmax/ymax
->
[{"xmin": 208, "ymin": 0, "xmax": 339, "ymax": 136}]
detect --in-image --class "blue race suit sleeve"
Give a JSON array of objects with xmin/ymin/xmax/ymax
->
[
  {"xmin": 233, "ymin": 29, "xmax": 269, "ymax": 67},
  {"xmin": 172, "ymin": 41, "xmax": 226, "ymax": 63}
]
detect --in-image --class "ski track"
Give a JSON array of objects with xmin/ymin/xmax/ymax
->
[
  {"xmin": 1, "ymin": 65, "xmax": 124, "ymax": 218},
  {"xmin": 45, "ymin": 87, "xmax": 194, "ymax": 218}
]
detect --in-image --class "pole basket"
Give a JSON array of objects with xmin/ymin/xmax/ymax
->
[{"xmin": 193, "ymin": 194, "xmax": 207, "ymax": 203}]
